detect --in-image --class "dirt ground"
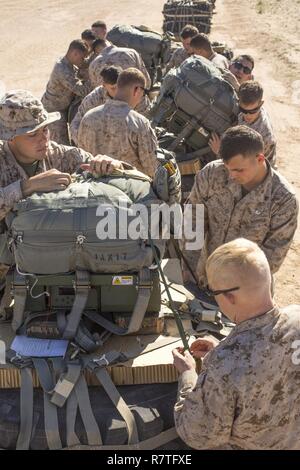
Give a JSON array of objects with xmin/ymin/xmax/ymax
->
[{"xmin": 0, "ymin": 0, "xmax": 299, "ymax": 306}]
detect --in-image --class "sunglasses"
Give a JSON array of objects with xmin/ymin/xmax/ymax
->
[
  {"xmin": 232, "ymin": 61, "xmax": 252, "ymax": 75},
  {"xmin": 239, "ymin": 104, "xmax": 262, "ymax": 115},
  {"xmin": 136, "ymin": 86, "xmax": 149, "ymax": 96},
  {"xmin": 204, "ymin": 286, "xmax": 240, "ymax": 297}
]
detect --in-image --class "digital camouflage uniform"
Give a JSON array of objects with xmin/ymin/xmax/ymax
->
[
  {"xmin": 174, "ymin": 305, "xmax": 300, "ymax": 450},
  {"xmin": 166, "ymin": 47, "xmax": 189, "ymax": 71},
  {"xmin": 0, "ymin": 140, "xmax": 93, "ymax": 280},
  {"xmin": 0, "ymin": 140, "xmax": 93, "ymax": 222},
  {"xmin": 77, "ymin": 99, "xmax": 158, "ymax": 177},
  {"xmin": 238, "ymin": 107, "xmax": 277, "ymax": 167},
  {"xmin": 89, "ymin": 45, "xmax": 151, "ymax": 89},
  {"xmin": 70, "ymin": 86, "xmax": 110, "ymax": 145},
  {"xmin": 183, "ymin": 160, "xmax": 298, "ymax": 287},
  {"xmin": 41, "ymin": 56, "xmax": 92, "ymax": 145}
]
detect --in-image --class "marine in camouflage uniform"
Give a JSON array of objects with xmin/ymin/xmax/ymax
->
[
  {"xmin": 238, "ymin": 107, "xmax": 277, "ymax": 167},
  {"xmin": 209, "ymin": 51, "xmax": 229, "ymax": 70},
  {"xmin": 174, "ymin": 303, "xmax": 300, "ymax": 449},
  {"xmin": 70, "ymin": 86, "xmax": 110, "ymax": 145},
  {"xmin": 78, "ymin": 99, "xmax": 158, "ymax": 177},
  {"xmin": 89, "ymin": 45, "xmax": 151, "ymax": 89},
  {"xmin": 166, "ymin": 47, "xmax": 189, "ymax": 71},
  {"xmin": 0, "ymin": 90, "xmax": 131, "ymax": 282},
  {"xmin": 41, "ymin": 41, "xmax": 92, "ymax": 145},
  {"xmin": 183, "ymin": 128, "xmax": 298, "ymax": 287}
]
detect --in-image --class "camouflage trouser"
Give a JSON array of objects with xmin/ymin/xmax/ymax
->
[{"xmin": 48, "ymin": 111, "xmax": 70, "ymax": 145}]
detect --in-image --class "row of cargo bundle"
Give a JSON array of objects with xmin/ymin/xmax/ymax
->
[{"xmin": 162, "ymin": 0, "xmax": 216, "ymax": 38}]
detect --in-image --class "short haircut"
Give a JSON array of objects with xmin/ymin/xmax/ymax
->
[
  {"xmin": 100, "ymin": 65, "xmax": 122, "ymax": 85},
  {"xmin": 238, "ymin": 81, "xmax": 263, "ymax": 105},
  {"xmin": 206, "ymin": 238, "xmax": 271, "ymax": 288},
  {"xmin": 180, "ymin": 24, "xmax": 199, "ymax": 39},
  {"xmin": 81, "ymin": 29, "xmax": 96, "ymax": 41},
  {"xmin": 92, "ymin": 20, "xmax": 107, "ymax": 29},
  {"xmin": 220, "ymin": 125, "xmax": 264, "ymax": 161},
  {"xmin": 117, "ymin": 68, "xmax": 146, "ymax": 89},
  {"xmin": 68, "ymin": 39, "xmax": 89, "ymax": 54},
  {"xmin": 235, "ymin": 54, "xmax": 255, "ymax": 70},
  {"xmin": 92, "ymin": 38, "xmax": 107, "ymax": 52},
  {"xmin": 190, "ymin": 33, "xmax": 212, "ymax": 52}
]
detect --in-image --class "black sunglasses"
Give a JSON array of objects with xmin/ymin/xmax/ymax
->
[
  {"xmin": 232, "ymin": 61, "xmax": 252, "ymax": 75},
  {"xmin": 204, "ymin": 286, "xmax": 240, "ymax": 297},
  {"xmin": 136, "ymin": 86, "xmax": 149, "ymax": 96},
  {"xmin": 239, "ymin": 104, "xmax": 262, "ymax": 115}
]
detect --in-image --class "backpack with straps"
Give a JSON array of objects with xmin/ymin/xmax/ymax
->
[{"xmin": 4, "ymin": 170, "xmax": 167, "ymax": 344}]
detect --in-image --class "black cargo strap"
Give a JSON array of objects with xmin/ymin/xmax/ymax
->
[
  {"xmin": 63, "ymin": 270, "xmax": 90, "ymax": 340},
  {"xmin": 32, "ymin": 358, "xmax": 62, "ymax": 450},
  {"xmin": 16, "ymin": 367, "xmax": 33, "ymax": 450},
  {"xmin": 12, "ymin": 271, "xmax": 27, "ymax": 332},
  {"xmin": 92, "ymin": 366, "xmax": 139, "ymax": 445},
  {"xmin": 83, "ymin": 268, "xmax": 153, "ymax": 336}
]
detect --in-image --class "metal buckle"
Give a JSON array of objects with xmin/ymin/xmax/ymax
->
[{"xmin": 93, "ymin": 354, "xmax": 109, "ymax": 367}]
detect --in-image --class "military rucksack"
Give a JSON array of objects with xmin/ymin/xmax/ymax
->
[
  {"xmin": 4, "ymin": 170, "xmax": 168, "ymax": 343},
  {"xmin": 150, "ymin": 56, "xmax": 239, "ymax": 194},
  {"xmin": 107, "ymin": 24, "xmax": 172, "ymax": 85}
]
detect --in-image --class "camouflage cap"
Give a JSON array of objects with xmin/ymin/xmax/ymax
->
[{"xmin": 0, "ymin": 90, "xmax": 61, "ymax": 140}]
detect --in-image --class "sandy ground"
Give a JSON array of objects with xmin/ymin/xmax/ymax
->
[{"xmin": 0, "ymin": 0, "xmax": 299, "ymax": 306}]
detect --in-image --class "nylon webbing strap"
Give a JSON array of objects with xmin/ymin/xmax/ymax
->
[
  {"xmin": 12, "ymin": 271, "xmax": 27, "ymax": 332},
  {"xmin": 32, "ymin": 358, "xmax": 62, "ymax": 450},
  {"xmin": 16, "ymin": 367, "xmax": 33, "ymax": 450},
  {"xmin": 63, "ymin": 426, "xmax": 178, "ymax": 450},
  {"xmin": 66, "ymin": 389, "xmax": 81, "ymax": 447},
  {"xmin": 94, "ymin": 367, "xmax": 139, "ymax": 445},
  {"xmin": 74, "ymin": 375, "xmax": 102, "ymax": 446},
  {"xmin": 51, "ymin": 362, "xmax": 82, "ymax": 408},
  {"xmin": 63, "ymin": 270, "xmax": 90, "ymax": 340},
  {"xmin": 84, "ymin": 268, "xmax": 152, "ymax": 336}
]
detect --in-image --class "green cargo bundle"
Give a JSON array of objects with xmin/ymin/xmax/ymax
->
[
  {"xmin": 2, "ymin": 170, "xmax": 168, "ymax": 344},
  {"xmin": 107, "ymin": 24, "xmax": 172, "ymax": 85},
  {"xmin": 151, "ymin": 56, "xmax": 239, "ymax": 170}
]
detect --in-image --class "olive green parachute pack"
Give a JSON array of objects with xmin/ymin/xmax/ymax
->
[
  {"xmin": 2, "ymin": 169, "xmax": 173, "ymax": 346},
  {"xmin": 107, "ymin": 24, "xmax": 172, "ymax": 85}
]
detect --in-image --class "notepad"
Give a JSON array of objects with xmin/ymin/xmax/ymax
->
[{"xmin": 11, "ymin": 335, "xmax": 68, "ymax": 357}]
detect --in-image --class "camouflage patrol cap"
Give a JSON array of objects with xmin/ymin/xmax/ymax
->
[{"xmin": 0, "ymin": 90, "xmax": 61, "ymax": 140}]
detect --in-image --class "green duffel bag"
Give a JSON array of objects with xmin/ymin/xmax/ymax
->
[
  {"xmin": 5, "ymin": 170, "xmax": 166, "ymax": 276},
  {"xmin": 107, "ymin": 24, "xmax": 172, "ymax": 83},
  {"xmin": 151, "ymin": 55, "xmax": 239, "ymax": 136}
]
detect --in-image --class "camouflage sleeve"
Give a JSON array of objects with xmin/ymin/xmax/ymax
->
[
  {"xmin": 136, "ymin": 124, "xmax": 158, "ymax": 178},
  {"xmin": 54, "ymin": 145, "xmax": 93, "ymax": 174},
  {"xmin": 58, "ymin": 64, "xmax": 92, "ymax": 98},
  {"xmin": 261, "ymin": 193, "xmax": 298, "ymax": 273},
  {"xmin": 264, "ymin": 141, "xmax": 277, "ymax": 168},
  {"xmin": 89, "ymin": 59, "xmax": 100, "ymax": 89},
  {"xmin": 0, "ymin": 180, "xmax": 24, "ymax": 221},
  {"xmin": 174, "ymin": 367, "xmax": 236, "ymax": 449},
  {"xmin": 70, "ymin": 93, "xmax": 99, "ymax": 146},
  {"xmin": 77, "ymin": 116, "xmax": 97, "ymax": 156}
]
